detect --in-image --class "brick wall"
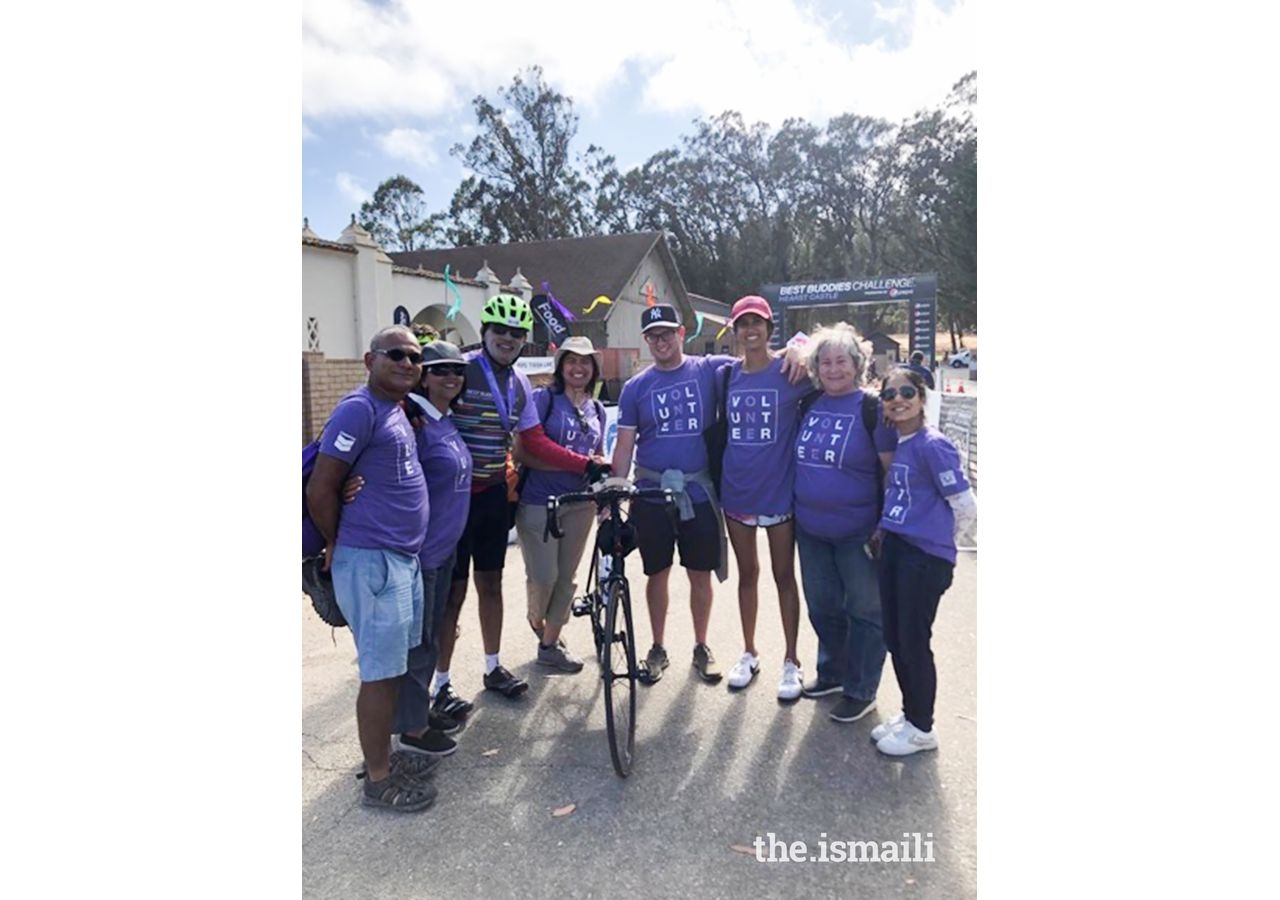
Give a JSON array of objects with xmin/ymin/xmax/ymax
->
[{"xmin": 302, "ymin": 352, "xmax": 368, "ymax": 444}]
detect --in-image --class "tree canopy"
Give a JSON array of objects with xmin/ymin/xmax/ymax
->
[{"xmin": 347, "ymin": 68, "xmax": 978, "ymax": 344}]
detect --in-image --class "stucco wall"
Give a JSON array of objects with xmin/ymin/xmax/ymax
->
[{"xmin": 302, "ymin": 246, "xmax": 358, "ymax": 356}]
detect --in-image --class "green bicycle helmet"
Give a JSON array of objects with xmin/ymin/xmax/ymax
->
[{"xmin": 480, "ymin": 293, "xmax": 534, "ymax": 331}]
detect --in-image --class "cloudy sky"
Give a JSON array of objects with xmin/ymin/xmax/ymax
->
[{"xmin": 302, "ymin": 0, "xmax": 975, "ymax": 241}]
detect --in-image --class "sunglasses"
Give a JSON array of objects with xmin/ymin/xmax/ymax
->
[
  {"xmin": 881, "ymin": 385, "xmax": 920, "ymax": 401},
  {"xmin": 488, "ymin": 324, "xmax": 528, "ymax": 339},
  {"xmin": 644, "ymin": 329, "xmax": 677, "ymax": 343},
  {"xmin": 373, "ymin": 348, "xmax": 423, "ymax": 364},
  {"xmin": 426, "ymin": 364, "xmax": 467, "ymax": 377}
]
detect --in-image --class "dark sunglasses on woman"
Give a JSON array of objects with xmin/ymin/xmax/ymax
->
[
  {"xmin": 881, "ymin": 385, "xmax": 919, "ymax": 401},
  {"xmin": 427, "ymin": 364, "xmax": 468, "ymax": 377}
]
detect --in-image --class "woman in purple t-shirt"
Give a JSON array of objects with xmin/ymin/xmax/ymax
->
[
  {"xmin": 792, "ymin": 323, "xmax": 898, "ymax": 726},
  {"xmin": 717, "ymin": 296, "xmax": 816, "ymax": 702},
  {"xmin": 513, "ymin": 337, "xmax": 606, "ymax": 675},
  {"xmin": 871, "ymin": 367, "xmax": 977, "ymax": 758}
]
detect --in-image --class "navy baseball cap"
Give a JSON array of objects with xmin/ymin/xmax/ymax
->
[{"xmin": 641, "ymin": 304, "xmax": 682, "ymax": 333}]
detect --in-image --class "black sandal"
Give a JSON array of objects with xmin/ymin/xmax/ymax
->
[
  {"xmin": 356, "ymin": 750, "xmax": 440, "ymax": 785},
  {"xmin": 360, "ymin": 771, "xmax": 436, "ymax": 812}
]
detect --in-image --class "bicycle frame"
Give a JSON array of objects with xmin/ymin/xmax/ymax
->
[{"xmin": 545, "ymin": 480, "xmax": 672, "ymax": 776}]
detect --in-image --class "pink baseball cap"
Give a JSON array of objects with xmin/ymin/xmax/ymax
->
[{"xmin": 730, "ymin": 295, "xmax": 773, "ymax": 325}]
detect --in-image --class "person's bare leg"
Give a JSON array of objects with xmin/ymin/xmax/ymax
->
[
  {"xmin": 436, "ymin": 577, "xmax": 467, "ymax": 673},
  {"xmin": 475, "ymin": 570, "xmax": 504, "ymax": 655},
  {"xmin": 726, "ymin": 518, "xmax": 760, "ymax": 656},
  {"xmin": 357, "ymin": 678, "xmax": 399, "ymax": 781},
  {"xmin": 688, "ymin": 568, "xmax": 714, "ymax": 645},
  {"xmin": 646, "ymin": 567, "xmax": 671, "ymax": 647},
  {"xmin": 543, "ymin": 619, "xmax": 564, "ymax": 645},
  {"xmin": 766, "ymin": 520, "xmax": 802, "ymax": 667}
]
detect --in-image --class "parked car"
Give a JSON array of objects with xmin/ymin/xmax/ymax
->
[{"xmin": 948, "ymin": 349, "xmax": 975, "ymax": 368}]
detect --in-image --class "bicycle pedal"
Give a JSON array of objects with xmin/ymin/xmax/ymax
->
[{"xmin": 571, "ymin": 597, "xmax": 593, "ymax": 617}]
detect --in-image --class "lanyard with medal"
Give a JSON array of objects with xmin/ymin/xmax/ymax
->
[{"xmin": 477, "ymin": 352, "xmax": 518, "ymax": 443}]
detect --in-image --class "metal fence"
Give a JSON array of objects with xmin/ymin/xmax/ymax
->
[{"xmin": 938, "ymin": 394, "xmax": 978, "ymax": 492}]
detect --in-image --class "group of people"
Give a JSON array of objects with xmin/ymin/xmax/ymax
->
[
  {"xmin": 305, "ymin": 291, "xmax": 976, "ymax": 813},
  {"xmin": 306, "ymin": 295, "xmax": 610, "ymax": 812}
]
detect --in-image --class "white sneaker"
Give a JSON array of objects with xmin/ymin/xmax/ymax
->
[
  {"xmin": 726, "ymin": 652, "xmax": 760, "ymax": 690},
  {"xmin": 777, "ymin": 661, "xmax": 803, "ymax": 701},
  {"xmin": 870, "ymin": 711, "xmax": 905, "ymax": 743},
  {"xmin": 876, "ymin": 721, "xmax": 939, "ymax": 756}
]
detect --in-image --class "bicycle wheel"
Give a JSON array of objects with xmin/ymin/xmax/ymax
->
[{"xmin": 601, "ymin": 578, "xmax": 638, "ymax": 777}]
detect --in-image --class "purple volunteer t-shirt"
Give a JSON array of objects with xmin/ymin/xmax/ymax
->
[
  {"xmin": 618, "ymin": 354, "xmax": 735, "ymax": 503},
  {"xmin": 452, "ymin": 349, "xmax": 539, "ymax": 491},
  {"xmin": 793, "ymin": 390, "xmax": 897, "ymax": 541},
  {"xmin": 318, "ymin": 385, "xmax": 428, "ymax": 557},
  {"xmin": 520, "ymin": 389, "xmax": 605, "ymax": 507},
  {"xmin": 880, "ymin": 426, "xmax": 970, "ymax": 565},
  {"xmin": 719, "ymin": 357, "xmax": 816, "ymax": 517},
  {"xmin": 411, "ymin": 397, "xmax": 473, "ymax": 570}
]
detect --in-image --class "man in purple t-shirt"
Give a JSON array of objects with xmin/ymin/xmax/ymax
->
[
  {"xmin": 306, "ymin": 325, "xmax": 435, "ymax": 812},
  {"xmin": 612, "ymin": 303, "xmax": 806, "ymax": 687}
]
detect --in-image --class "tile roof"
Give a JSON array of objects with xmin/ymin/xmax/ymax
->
[
  {"xmin": 389, "ymin": 232, "xmax": 677, "ymax": 323},
  {"xmin": 302, "ymin": 236, "xmax": 356, "ymax": 254}
]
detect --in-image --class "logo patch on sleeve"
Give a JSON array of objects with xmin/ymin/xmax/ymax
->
[
  {"xmin": 939, "ymin": 470, "xmax": 957, "ymax": 487},
  {"xmin": 334, "ymin": 431, "xmax": 356, "ymax": 453}
]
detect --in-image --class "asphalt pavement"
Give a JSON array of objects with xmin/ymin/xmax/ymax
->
[{"xmin": 302, "ymin": 531, "xmax": 977, "ymax": 899}]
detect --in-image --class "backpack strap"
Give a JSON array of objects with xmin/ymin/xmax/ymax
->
[{"xmin": 862, "ymin": 391, "xmax": 885, "ymax": 517}]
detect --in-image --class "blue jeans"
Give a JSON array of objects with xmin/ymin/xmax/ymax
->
[
  {"xmin": 392, "ymin": 553, "xmax": 456, "ymax": 734},
  {"xmin": 796, "ymin": 527, "xmax": 886, "ymax": 702}
]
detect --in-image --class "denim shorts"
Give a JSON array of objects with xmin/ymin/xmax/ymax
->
[
  {"xmin": 723, "ymin": 510, "xmax": 794, "ymax": 528},
  {"xmin": 332, "ymin": 545, "xmax": 424, "ymax": 683}
]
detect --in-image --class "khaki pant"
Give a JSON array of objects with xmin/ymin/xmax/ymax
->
[{"xmin": 515, "ymin": 502, "xmax": 595, "ymax": 629}]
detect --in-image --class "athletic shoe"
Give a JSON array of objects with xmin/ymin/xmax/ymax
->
[
  {"xmin": 726, "ymin": 652, "xmax": 760, "ymax": 690},
  {"xmin": 871, "ymin": 711, "xmax": 906, "ymax": 743},
  {"xmin": 876, "ymin": 721, "xmax": 939, "ymax": 756},
  {"xmin": 692, "ymin": 643, "xmax": 723, "ymax": 683},
  {"xmin": 639, "ymin": 644, "xmax": 669, "ymax": 684},
  {"xmin": 537, "ymin": 641, "xmax": 585, "ymax": 673},
  {"xmin": 397, "ymin": 730, "xmax": 458, "ymax": 757},
  {"xmin": 829, "ymin": 696, "xmax": 877, "ymax": 723},
  {"xmin": 483, "ymin": 665, "xmax": 529, "ymax": 698},
  {"xmin": 777, "ymin": 660, "xmax": 803, "ymax": 702},
  {"xmin": 801, "ymin": 678, "xmax": 843, "ymax": 699},
  {"xmin": 429, "ymin": 711, "xmax": 461, "ymax": 735},
  {"xmin": 431, "ymin": 683, "xmax": 474, "ymax": 719}
]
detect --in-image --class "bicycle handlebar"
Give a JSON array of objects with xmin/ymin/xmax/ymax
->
[{"xmin": 543, "ymin": 481, "xmax": 673, "ymax": 541}]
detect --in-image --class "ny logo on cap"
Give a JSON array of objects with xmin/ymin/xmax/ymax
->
[{"xmin": 646, "ymin": 308, "xmax": 663, "ymax": 322}]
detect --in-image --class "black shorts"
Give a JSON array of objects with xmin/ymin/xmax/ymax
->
[
  {"xmin": 452, "ymin": 483, "xmax": 511, "ymax": 581},
  {"xmin": 631, "ymin": 497, "xmax": 720, "ymax": 575}
]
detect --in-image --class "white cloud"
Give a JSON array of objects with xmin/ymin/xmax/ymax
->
[
  {"xmin": 302, "ymin": 0, "xmax": 973, "ymax": 126},
  {"xmin": 376, "ymin": 127, "xmax": 438, "ymax": 167},
  {"xmin": 873, "ymin": 0, "xmax": 909, "ymax": 25},
  {"xmin": 334, "ymin": 172, "xmax": 370, "ymax": 206},
  {"xmin": 301, "ymin": 120, "xmax": 318, "ymax": 142}
]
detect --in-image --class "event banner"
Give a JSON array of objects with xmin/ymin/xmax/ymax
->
[{"xmin": 759, "ymin": 273, "xmax": 937, "ymax": 307}]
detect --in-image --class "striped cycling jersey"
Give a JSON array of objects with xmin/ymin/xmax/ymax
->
[{"xmin": 451, "ymin": 348, "xmax": 537, "ymax": 491}]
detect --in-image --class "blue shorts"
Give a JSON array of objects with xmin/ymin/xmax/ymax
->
[{"xmin": 332, "ymin": 545, "xmax": 424, "ymax": 682}]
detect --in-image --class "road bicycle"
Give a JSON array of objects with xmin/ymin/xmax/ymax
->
[{"xmin": 545, "ymin": 479, "xmax": 673, "ymax": 777}]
